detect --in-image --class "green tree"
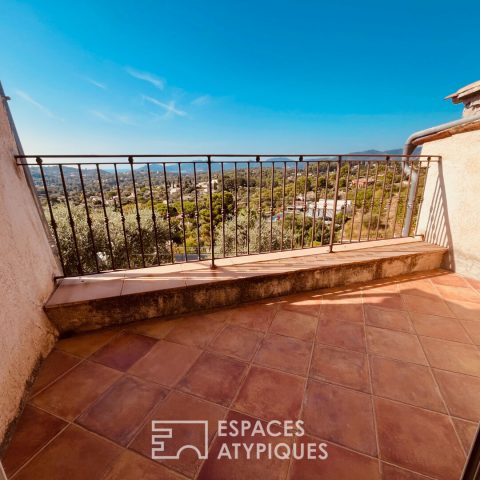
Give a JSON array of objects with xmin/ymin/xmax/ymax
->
[{"xmin": 51, "ymin": 204, "xmax": 172, "ymax": 275}]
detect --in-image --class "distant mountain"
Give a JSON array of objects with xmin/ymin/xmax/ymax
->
[
  {"xmin": 29, "ymin": 165, "xmax": 109, "ymax": 178},
  {"xmin": 350, "ymin": 148, "xmax": 422, "ymax": 157},
  {"xmin": 347, "ymin": 148, "xmax": 402, "ymax": 158},
  {"xmin": 138, "ymin": 162, "xmax": 208, "ymax": 174},
  {"xmin": 384, "ymin": 148, "xmax": 403, "ymax": 155},
  {"xmin": 137, "ymin": 161, "xmax": 242, "ymax": 175},
  {"xmin": 29, "ymin": 149, "xmax": 408, "ymax": 182}
]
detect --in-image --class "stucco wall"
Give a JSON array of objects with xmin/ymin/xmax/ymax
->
[
  {"xmin": 417, "ymin": 129, "xmax": 480, "ymax": 279},
  {"xmin": 0, "ymin": 96, "xmax": 60, "ymax": 449}
]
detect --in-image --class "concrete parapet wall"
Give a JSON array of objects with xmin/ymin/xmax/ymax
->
[{"xmin": 45, "ymin": 243, "xmax": 446, "ymax": 334}]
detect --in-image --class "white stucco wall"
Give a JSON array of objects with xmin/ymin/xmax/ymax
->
[
  {"xmin": 0, "ymin": 96, "xmax": 60, "ymax": 448},
  {"xmin": 417, "ymin": 129, "xmax": 480, "ymax": 279}
]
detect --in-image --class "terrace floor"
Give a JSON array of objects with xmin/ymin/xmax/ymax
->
[{"xmin": 3, "ymin": 269, "xmax": 480, "ymax": 479}]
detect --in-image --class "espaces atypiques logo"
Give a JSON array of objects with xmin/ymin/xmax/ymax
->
[{"xmin": 151, "ymin": 418, "xmax": 328, "ymax": 461}]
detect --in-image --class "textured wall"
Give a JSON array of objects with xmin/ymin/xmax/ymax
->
[
  {"xmin": 417, "ymin": 129, "xmax": 480, "ymax": 279},
  {"xmin": 0, "ymin": 96, "xmax": 60, "ymax": 449}
]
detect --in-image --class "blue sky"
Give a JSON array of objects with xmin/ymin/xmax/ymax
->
[{"xmin": 0, "ymin": 0, "xmax": 476, "ymax": 154}]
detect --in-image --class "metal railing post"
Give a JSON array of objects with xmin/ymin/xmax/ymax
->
[
  {"xmin": 129, "ymin": 156, "xmax": 146, "ymax": 267},
  {"xmin": 414, "ymin": 156, "xmax": 431, "ymax": 237},
  {"xmin": 36, "ymin": 156, "xmax": 66, "ymax": 274},
  {"xmin": 329, "ymin": 156, "xmax": 341, "ymax": 253},
  {"xmin": 402, "ymin": 157, "xmax": 418, "ymax": 237},
  {"xmin": 207, "ymin": 155, "xmax": 216, "ymax": 269}
]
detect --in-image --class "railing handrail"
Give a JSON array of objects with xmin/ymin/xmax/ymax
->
[
  {"xmin": 15, "ymin": 153, "xmax": 441, "ymax": 160},
  {"xmin": 16, "ymin": 153, "xmax": 440, "ymax": 164}
]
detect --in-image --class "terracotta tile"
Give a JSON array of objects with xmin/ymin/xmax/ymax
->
[
  {"xmin": 30, "ymin": 350, "xmax": 81, "ymax": 396},
  {"xmin": 233, "ymin": 366, "xmax": 305, "ymax": 421},
  {"xmin": 433, "ymin": 369, "xmax": 480, "ymax": 421},
  {"xmin": 31, "ymin": 361, "xmax": 121, "ymax": 421},
  {"xmin": 77, "ymin": 375, "xmax": 168, "ymax": 446},
  {"xmin": 363, "ymin": 291, "xmax": 404, "ymax": 310},
  {"xmin": 56, "ymin": 328, "xmax": 120, "ymax": 357},
  {"xmin": 90, "ymin": 332, "xmax": 157, "ymax": 371},
  {"xmin": 310, "ymin": 344, "xmax": 370, "ymax": 393},
  {"xmin": 209, "ymin": 325, "xmax": 263, "ymax": 361},
  {"xmin": 47, "ymin": 276, "xmax": 124, "ymax": 305},
  {"xmin": 280, "ymin": 292, "xmax": 322, "ymax": 317},
  {"xmin": 364, "ymin": 306, "xmax": 414, "ymax": 333},
  {"xmin": 12, "ymin": 424, "xmax": 122, "ymax": 480},
  {"xmin": 375, "ymin": 397, "xmax": 465, "ymax": 480},
  {"xmin": 467, "ymin": 277, "xmax": 480, "ymax": 291},
  {"xmin": 461, "ymin": 320, "xmax": 480, "ymax": 345},
  {"xmin": 177, "ymin": 351, "xmax": 247, "ymax": 406},
  {"xmin": 452, "ymin": 418, "xmax": 478, "ymax": 454},
  {"xmin": 319, "ymin": 302, "xmax": 364, "ymax": 324},
  {"xmin": 366, "ymin": 327, "xmax": 427, "ymax": 365},
  {"xmin": 410, "ymin": 312, "xmax": 472, "ymax": 344},
  {"xmin": 254, "ymin": 333, "xmax": 312, "ymax": 375},
  {"xmin": 370, "ymin": 356, "xmax": 445, "ymax": 413},
  {"xmin": 125, "ymin": 318, "xmax": 176, "ymax": 339},
  {"xmin": 121, "ymin": 272, "xmax": 186, "ymax": 295},
  {"xmin": 1, "ymin": 405, "xmax": 67, "ymax": 477},
  {"xmin": 270, "ymin": 308, "xmax": 318, "ymax": 341},
  {"xmin": 381, "ymin": 463, "xmax": 435, "ymax": 479},
  {"xmin": 401, "ymin": 294, "xmax": 454, "ymax": 318},
  {"xmin": 303, "ymin": 379, "xmax": 377, "ymax": 456},
  {"xmin": 227, "ymin": 264, "xmax": 277, "ymax": 278},
  {"xmin": 436, "ymin": 284, "xmax": 480, "ymax": 304},
  {"xmin": 321, "ymin": 288, "xmax": 365, "ymax": 305},
  {"xmin": 227, "ymin": 302, "xmax": 277, "ymax": 331},
  {"xmin": 128, "ymin": 340, "xmax": 201, "ymax": 387},
  {"xmin": 361, "ymin": 281, "xmax": 399, "ymax": 294},
  {"xmin": 165, "ymin": 314, "xmax": 225, "ymax": 348},
  {"xmin": 397, "ymin": 279, "xmax": 439, "ymax": 299},
  {"xmin": 316, "ymin": 317, "xmax": 366, "ymax": 352},
  {"xmin": 183, "ymin": 266, "xmax": 241, "ymax": 285},
  {"xmin": 203, "ymin": 309, "xmax": 232, "ymax": 322},
  {"xmin": 130, "ymin": 391, "xmax": 226, "ymax": 478},
  {"xmin": 446, "ymin": 299, "xmax": 480, "ymax": 322},
  {"xmin": 198, "ymin": 411, "xmax": 292, "ymax": 480},
  {"xmin": 289, "ymin": 439, "xmax": 380, "ymax": 480},
  {"xmin": 103, "ymin": 450, "xmax": 184, "ymax": 480},
  {"xmin": 420, "ymin": 337, "xmax": 480, "ymax": 376},
  {"xmin": 431, "ymin": 272, "xmax": 471, "ymax": 288}
]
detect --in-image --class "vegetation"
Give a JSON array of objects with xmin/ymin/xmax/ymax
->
[{"xmin": 33, "ymin": 159, "xmax": 426, "ymax": 275}]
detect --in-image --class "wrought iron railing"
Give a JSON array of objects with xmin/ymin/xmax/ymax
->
[{"xmin": 16, "ymin": 154, "xmax": 439, "ymax": 277}]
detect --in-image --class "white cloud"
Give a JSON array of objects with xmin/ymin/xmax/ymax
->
[
  {"xmin": 126, "ymin": 67, "xmax": 165, "ymax": 89},
  {"xmin": 114, "ymin": 114, "xmax": 135, "ymax": 125},
  {"xmin": 143, "ymin": 95, "xmax": 187, "ymax": 118},
  {"xmin": 88, "ymin": 110, "xmax": 135, "ymax": 125},
  {"xmin": 15, "ymin": 90, "xmax": 63, "ymax": 120},
  {"xmin": 191, "ymin": 95, "xmax": 211, "ymax": 106},
  {"xmin": 89, "ymin": 110, "xmax": 112, "ymax": 122},
  {"xmin": 84, "ymin": 77, "xmax": 107, "ymax": 90}
]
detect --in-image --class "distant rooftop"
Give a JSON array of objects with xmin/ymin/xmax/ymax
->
[
  {"xmin": 446, "ymin": 80, "xmax": 480, "ymax": 103},
  {"xmin": 446, "ymin": 80, "xmax": 480, "ymax": 117}
]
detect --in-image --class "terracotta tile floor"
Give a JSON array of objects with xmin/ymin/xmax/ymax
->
[{"xmin": 2, "ymin": 268, "xmax": 480, "ymax": 479}]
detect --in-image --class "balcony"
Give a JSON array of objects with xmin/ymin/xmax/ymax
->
[
  {"xmin": 2, "ymin": 268, "xmax": 480, "ymax": 479},
  {"xmin": 17, "ymin": 153, "xmax": 443, "ymax": 332},
  {"xmin": 2, "ymin": 79, "xmax": 480, "ymax": 480}
]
